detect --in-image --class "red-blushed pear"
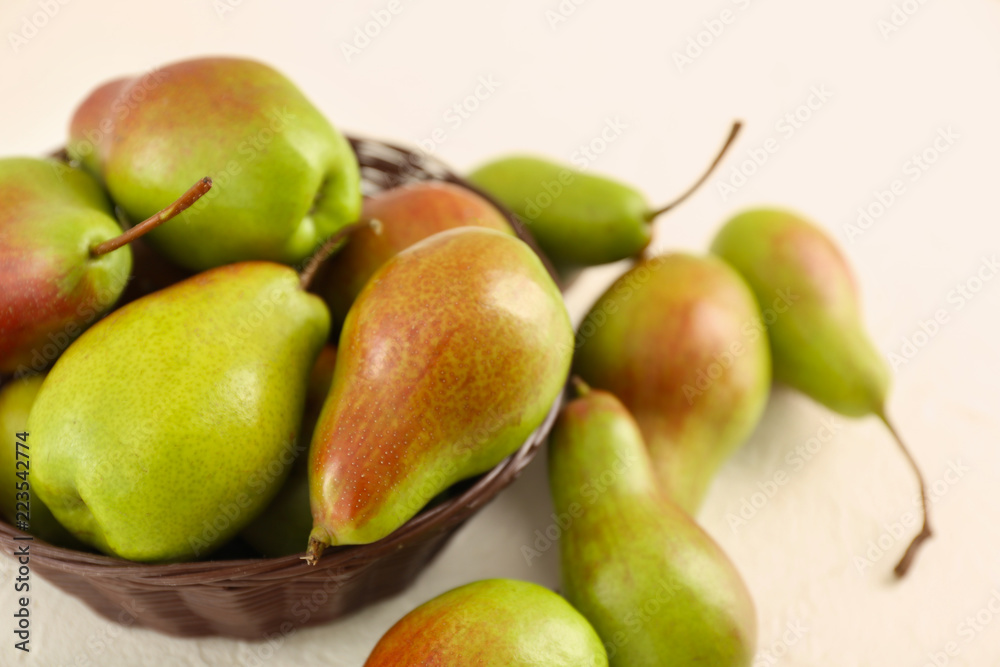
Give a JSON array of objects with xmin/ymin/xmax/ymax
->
[
  {"xmin": 305, "ymin": 227, "xmax": 572, "ymax": 563},
  {"xmin": 573, "ymin": 253, "xmax": 771, "ymax": 514},
  {"xmin": 0, "ymin": 157, "xmax": 209, "ymax": 375},
  {"xmin": 68, "ymin": 56, "xmax": 362, "ymax": 271},
  {"xmin": 551, "ymin": 384, "xmax": 757, "ymax": 666},
  {"xmin": 711, "ymin": 208, "xmax": 932, "ymax": 577},
  {"xmin": 365, "ymin": 579, "xmax": 608, "ymax": 667},
  {"xmin": 313, "ymin": 180, "xmax": 514, "ymax": 331}
]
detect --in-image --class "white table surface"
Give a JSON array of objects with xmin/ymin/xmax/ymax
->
[{"xmin": 2, "ymin": 1, "xmax": 1000, "ymax": 665}]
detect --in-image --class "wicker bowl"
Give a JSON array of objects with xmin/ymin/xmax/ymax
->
[{"xmin": 0, "ymin": 136, "xmax": 562, "ymax": 640}]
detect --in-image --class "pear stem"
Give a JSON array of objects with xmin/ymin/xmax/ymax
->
[
  {"xmin": 644, "ymin": 120, "xmax": 743, "ymax": 222},
  {"xmin": 877, "ymin": 411, "xmax": 932, "ymax": 578},
  {"xmin": 299, "ymin": 219, "xmax": 382, "ymax": 291},
  {"xmin": 571, "ymin": 376, "xmax": 591, "ymax": 398},
  {"xmin": 302, "ymin": 537, "xmax": 326, "ymax": 566},
  {"xmin": 89, "ymin": 177, "xmax": 212, "ymax": 257}
]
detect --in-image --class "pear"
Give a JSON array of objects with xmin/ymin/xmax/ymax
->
[
  {"xmin": 574, "ymin": 253, "xmax": 771, "ymax": 513},
  {"xmin": 314, "ymin": 181, "xmax": 514, "ymax": 331},
  {"xmin": 467, "ymin": 122, "xmax": 740, "ymax": 272},
  {"xmin": 0, "ymin": 157, "xmax": 207, "ymax": 375},
  {"xmin": 365, "ymin": 579, "xmax": 608, "ymax": 666},
  {"xmin": 551, "ymin": 384, "xmax": 756, "ymax": 666},
  {"xmin": 0, "ymin": 374, "xmax": 80, "ymax": 547},
  {"xmin": 28, "ymin": 262, "xmax": 330, "ymax": 562},
  {"xmin": 711, "ymin": 208, "xmax": 931, "ymax": 576},
  {"xmin": 305, "ymin": 227, "xmax": 572, "ymax": 561},
  {"xmin": 68, "ymin": 56, "xmax": 362, "ymax": 271},
  {"xmin": 241, "ymin": 344, "xmax": 337, "ymax": 558}
]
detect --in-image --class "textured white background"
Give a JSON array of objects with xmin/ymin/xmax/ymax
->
[{"xmin": 2, "ymin": 0, "xmax": 1000, "ymax": 665}]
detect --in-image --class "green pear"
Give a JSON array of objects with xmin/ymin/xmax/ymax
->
[
  {"xmin": 28, "ymin": 262, "xmax": 330, "ymax": 562},
  {"xmin": 0, "ymin": 157, "xmax": 210, "ymax": 376},
  {"xmin": 0, "ymin": 374, "xmax": 80, "ymax": 547},
  {"xmin": 305, "ymin": 227, "xmax": 572, "ymax": 561},
  {"xmin": 574, "ymin": 253, "xmax": 771, "ymax": 513},
  {"xmin": 710, "ymin": 208, "xmax": 931, "ymax": 576},
  {"xmin": 365, "ymin": 579, "xmax": 608, "ymax": 666},
  {"xmin": 241, "ymin": 344, "xmax": 337, "ymax": 558},
  {"xmin": 314, "ymin": 181, "xmax": 514, "ymax": 332},
  {"xmin": 467, "ymin": 122, "xmax": 740, "ymax": 272},
  {"xmin": 551, "ymin": 385, "xmax": 756, "ymax": 666},
  {"xmin": 68, "ymin": 56, "xmax": 362, "ymax": 271}
]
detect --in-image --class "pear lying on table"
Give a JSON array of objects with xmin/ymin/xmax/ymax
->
[
  {"xmin": 574, "ymin": 253, "xmax": 771, "ymax": 513},
  {"xmin": 29, "ymin": 262, "xmax": 329, "ymax": 562},
  {"xmin": 306, "ymin": 227, "xmax": 572, "ymax": 562},
  {"xmin": 365, "ymin": 579, "xmax": 608, "ymax": 666},
  {"xmin": 551, "ymin": 384, "xmax": 756, "ymax": 666},
  {"xmin": 711, "ymin": 208, "xmax": 932, "ymax": 576}
]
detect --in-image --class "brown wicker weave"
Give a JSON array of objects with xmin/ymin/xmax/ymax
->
[{"xmin": 0, "ymin": 136, "xmax": 562, "ymax": 640}]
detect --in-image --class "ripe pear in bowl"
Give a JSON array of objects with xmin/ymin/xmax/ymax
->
[
  {"xmin": 69, "ymin": 56, "xmax": 361, "ymax": 271},
  {"xmin": 313, "ymin": 180, "xmax": 514, "ymax": 331},
  {"xmin": 306, "ymin": 227, "xmax": 572, "ymax": 562},
  {"xmin": 28, "ymin": 262, "xmax": 329, "ymax": 562},
  {"xmin": 0, "ymin": 158, "xmax": 207, "ymax": 375}
]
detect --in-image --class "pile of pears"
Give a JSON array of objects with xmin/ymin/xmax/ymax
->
[{"xmin": 0, "ymin": 56, "xmax": 931, "ymax": 665}]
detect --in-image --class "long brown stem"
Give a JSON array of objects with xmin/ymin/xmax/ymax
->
[
  {"xmin": 878, "ymin": 411, "xmax": 932, "ymax": 578},
  {"xmin": 299, "ymin": 219, "xmax": 382, "ymax": 291},
  {"xmin": 644, "ymin": 120, "xmax": 743, "ymax": 221},
  {"xmin": 89, "ymin": 177, "xmax": 213, "ymax": 257}
]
